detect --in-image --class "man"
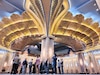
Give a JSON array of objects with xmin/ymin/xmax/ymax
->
[
  {"xmin": 58, "ymin": 60, "xmax": 61, "ymax": 74},
  {"xmin": 22, "ymin": 58, "xmax": 28, "ymax": 74},
  {"xmin": 11, "ymin": 54, "xmax": 20, "ymax": 74},
  {"xmin": 29, "ymin": 59, "xmax": 33, "ymax": 74},
  {"xmin": 44, "ymin": 59, "xmax": 49, "ymax": 74},
  {"xmin": 61, "ymin": 59, "xmax": 64, "ymax": 74},
  {"xmin": 52, "ymin": 53, "xmax": 57, "ymax": 73}
]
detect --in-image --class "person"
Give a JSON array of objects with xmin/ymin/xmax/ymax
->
[
  {"xmin": 44, "ymin": 59, "xmax": 49, "ymax": 74},
  {"xmin": 35, "ymin": 56, "xmax": 40, "ymax": 73},
  {"xmin": 29, "ymin": 59, "xmax": 33, "ymax": 74},
  {"xmin": 19, "ymin": 65, "xmax": 22, "ymax": 74},
  {"xmin": 11, "ymin": 54, "xmax": 20, "ymax": 74},
  {"xmin": 32, "ymin": 62, "xmax": 36, "ymax": 73},
  {"xmin": 40, "ymin": 62, "xmax": 43, "ymax": 74},
  {"xmin": 86, "ymin": 68, "xmax": 88, "ymax": 74},
  {"xmin": 58, "ymin": 60, "xmax": 61, "ymax": 74},
  {"xmin": 61, "ymin": 59, "xmax": 64, "ymax": 74},
  {"xmin": 22, "ymin": 58, "xmax": 28, "ymax": 74},
  {"xmin": 52, "ymin": 53, "xmax": 57, "ymax": 73}
]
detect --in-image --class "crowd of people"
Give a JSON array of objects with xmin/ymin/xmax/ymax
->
[{"xmin": 11, "ymin": 53, "xmax": 64, "ymax": 74}]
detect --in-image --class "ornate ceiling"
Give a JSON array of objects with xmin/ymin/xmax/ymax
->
[
  {"xmin": 52, "ymin": 11, "xmax": 100, "ymax": 47},
  {"xmin": 0, "ymin": 12, "xmax": 44, "ymax": 49},
  {"xmin": 0, "ymin": 0, "xmax": 100, "ymax": 53}
]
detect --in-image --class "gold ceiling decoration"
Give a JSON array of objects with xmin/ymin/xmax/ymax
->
[
  {"xmin": 25, "ymin": 0, "xmax": 69, "ymax": 35},
  {"xmin": 51, "ymin": 11, "xmax": 100, "ymax": 48},
  {"xmin": 25, "ymin": 0, "xmax": 46, "ymax": 34},
  {"xmin": 54, "ymin": 35, "xmax": 86, "ymax": 51},
  {"xmin": 11, "ymin": 36, "xmax": 41, "ymax": 50},
  {"xmin": 49, "ymin": 0, "xmax": 69, "ymax": 33},
  {"xmin": 0, "ymin": 12, "xmax": 44, "ymax": 48},
  {"xmin": 0, "ymin": 0, "xmax": 100, "ymax": 52}
]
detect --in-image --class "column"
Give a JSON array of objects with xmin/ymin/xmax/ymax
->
[
  {"xmin": 78, "ymin": 52, "xmax": 85, "ymax": 73},
  {"xmin": 87, "ymin": 52, "xmax": 99, "ymax": 73},
  {"xmin": 6, "ymin": 52, "xmax": 14, "ymax": 72},
  {"xmin": 0, "ymin": 52, "xmax": 8, "ymax": 72},
  {"xmin": 41, "ymin": 37, "xmax": 54, "ymax": 62}
]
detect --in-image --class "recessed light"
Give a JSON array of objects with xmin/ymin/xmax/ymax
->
[
  {"xmin": 94, "ymin": 3, "xmax": 96, "ymax": 6},
  {"xmin": 96, "ymin": 8, "xmax": 99, "ymax": 11}
]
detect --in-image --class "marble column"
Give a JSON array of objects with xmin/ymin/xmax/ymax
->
[
  {"xmin": 6, "ymin": 52, "xmax": 15, "ymax": 72},
  {"xmin": 0, "ymin": 52, "xmax": 8, "ymax": 72},
  {"xmin": 41, "ymin": 37, "xmax": 54, "ymax": 62},
  {"xmin": 78, "ymin": 53, "xmax": 85, "ymax": 73},
  {"xmin": 87, "ymin": 52, "xmax": 99, "ymax": 73}
]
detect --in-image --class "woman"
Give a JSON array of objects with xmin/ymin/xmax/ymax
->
[{"xmin": 35, "ymin": 56, "xmax": 40, "ymax": 73}]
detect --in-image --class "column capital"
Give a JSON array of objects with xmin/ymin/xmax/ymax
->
[
  {"xmin": 48, "ymin": 35, "xmax": 55, "ymax": 39},
  {"xmin": 41, "ymin": 35, "xmax": 55, "ymax": 39}
]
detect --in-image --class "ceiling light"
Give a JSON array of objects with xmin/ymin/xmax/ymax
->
[
  {"xmin": 94, "ymin": 3, "xmax": 96, "ymax": 6},
  {"xmin": 34, "ymin": 45, "xmax": 38, "ymax": 48},
  {"xmin": 96, "ymin": 8, "xmax": 99, "ymax": 11}
]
